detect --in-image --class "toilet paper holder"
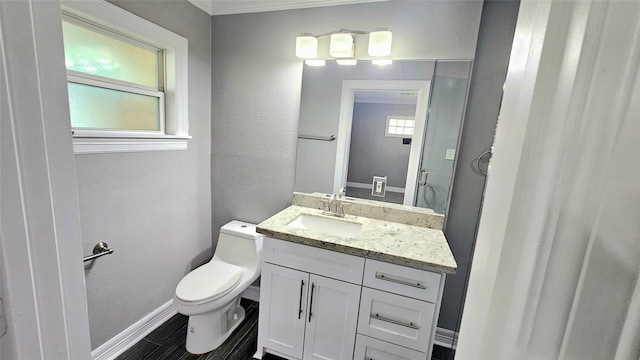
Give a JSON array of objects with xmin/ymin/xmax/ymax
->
[{"xmin": 83, "ymin": 242, "xmax": 114, "ymax": 262}]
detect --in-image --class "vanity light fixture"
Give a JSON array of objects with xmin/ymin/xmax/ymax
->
[
  {"xmin": 336, "ymin": 59, "xmax": 357, "ymax": 66},
  {"xmin": 295, "ymin": 28, "xmax": 393, "ymax": 62}
]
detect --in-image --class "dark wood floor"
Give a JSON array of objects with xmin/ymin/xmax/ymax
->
[
  {"xmin": 115, "ymin": 298, "xmax": 268, "ymax": 360},
  {"xmin": 115, "ymin": 298, "xmax": 454, "ymax": 360}
]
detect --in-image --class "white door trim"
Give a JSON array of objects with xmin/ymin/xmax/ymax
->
[
  {"xmin": 334, "ymin": 80, "xmax": 431, "ymax": 206},
  {"xmin": 0, "ymin": 1, "xmax": 91, "ymax": 359}
]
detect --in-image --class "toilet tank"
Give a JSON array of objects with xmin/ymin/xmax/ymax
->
[{"xmin": 212, "ymin": 220, "xmax": 263, "ymax": 268}]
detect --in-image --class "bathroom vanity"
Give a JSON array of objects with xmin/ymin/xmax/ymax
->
[{"xmin": 254, "ymin": 193, "xmax": 457, "ymax": 360}]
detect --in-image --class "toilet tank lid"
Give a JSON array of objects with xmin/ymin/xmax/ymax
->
[{"xmin": 220, "ymin": 220, "xmax": 263, "ymax": 240}]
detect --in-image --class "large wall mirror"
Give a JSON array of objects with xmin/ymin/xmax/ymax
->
[{"xmin": 294, "ymin": 60, "xmax": 472, "ymax": 215}]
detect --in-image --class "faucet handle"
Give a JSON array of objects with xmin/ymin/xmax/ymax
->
[
  {"xmin": 336, "ymin": 201, "xmax": 349, "ymax": 217},
  {"xmin": 320, "ymin": 197, "xmax": 331, "ymax": 212}
]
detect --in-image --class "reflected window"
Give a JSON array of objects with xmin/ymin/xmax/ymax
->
[{"xmin": 385, "ymin": 115, "xmax": 415, "ymax": 137}]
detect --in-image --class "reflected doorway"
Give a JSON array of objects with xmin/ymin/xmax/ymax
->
[{"xmin": 345, "ymin": 90, "xmax": 419, "ymax": 204}]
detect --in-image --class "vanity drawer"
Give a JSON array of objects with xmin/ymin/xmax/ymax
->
[
  {"xmin": 264, "ymin": 237, "xmax": 364, "ymax": 284},
  {"xmin": 357, "ymin": 287, "xmax": 434, "ymax": 353},
  {"xmin": 353, "ymin": 334, "xmax": 426, "ymax": 360},
  {"xmin": 363, "ymin": 259, "xmax": 442, "ymax": 302}
]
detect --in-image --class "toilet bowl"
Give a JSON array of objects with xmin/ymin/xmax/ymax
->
[{"xmin": 173, "ymin": 220, "xmax": 263, "ymax": 354}]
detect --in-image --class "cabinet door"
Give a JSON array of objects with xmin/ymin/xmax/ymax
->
[
  {"xmin": 303, "ymin": 274, "xmax": 361, "ymax": 360},
  {"xmin": 258, "ymin": 263, "xmax": 309, "ymax": 359}
]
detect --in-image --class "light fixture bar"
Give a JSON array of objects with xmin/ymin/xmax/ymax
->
[
  {"xmin": 295, "ymin": 28, "xmax": 393, "ymax": 61},
  {"xmin": 314, "ymin": 28, "xmax": 370, "ymax": 38}
]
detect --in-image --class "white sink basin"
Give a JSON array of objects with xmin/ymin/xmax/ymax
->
[{"xmin": 287, "ymin": 214, "xmax": 362, "ymax": 238}]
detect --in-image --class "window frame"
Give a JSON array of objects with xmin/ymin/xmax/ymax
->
[
  {"xmin": 385, "ymin": 115, "xmax": 415, "ymax": 138},
  {"xmin": 61, "ymin": 0, "xmax": 190, "ymax": 154}
]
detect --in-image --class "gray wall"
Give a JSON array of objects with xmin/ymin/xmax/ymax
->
[
  {"xmin": 77, "ymin": 1, "xmax": 212, "ymax": 349},
  {"xmin": 295, "ymin": 61, "xmax": 436, "ymax": 193},
  {"xmin": 441, "ymin": 0, "xmax": 520, "ymax": 335},
  {"xmin": 348, "ymin": 102, "xmax": 416, "ymax": 188}
]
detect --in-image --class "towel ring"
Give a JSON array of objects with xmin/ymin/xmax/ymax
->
[{"xmin": 475, "ymin": 150, "xmax": 492, "ymax": 176}]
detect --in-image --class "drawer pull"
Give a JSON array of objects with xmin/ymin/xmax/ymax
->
[
  {"xmin": 298, "ymin": 280, "xmax": 305, "ymax": 319},
  {"xmin": 375, "ymin": 272, "xmax": 427, "ymax": 289},
  {"xmin": 372, "ymin": 313, "xmax": 420, "ymax": 330}
]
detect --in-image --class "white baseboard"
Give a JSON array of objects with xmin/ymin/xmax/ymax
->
[
  {"xmin": 346, "ymin": 181, "xmax": 405, "ymax": 193},
  {"xmin": 434, "ymin": 327, "xmax": 458, "ymax": 349},
  {"xmin": 241, "ymin": 285, "xmax": 261, "ymax": 302},
  {"xmin": 91, "ymin": 299, "xmax": 177, "ymax": 360}
]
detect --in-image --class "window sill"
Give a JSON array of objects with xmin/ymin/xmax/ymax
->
[{"xmin": 73, "ymin": 136, "xmax": 191, "ymax": 154}]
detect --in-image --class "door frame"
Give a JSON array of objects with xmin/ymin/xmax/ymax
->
[
  {"xmin": 333, "ymin": 80, "xmax": 431, "ymax": 205},
  {"xmin": 0, "ymin": 0, "xmax": 91, "ymax": 359}
]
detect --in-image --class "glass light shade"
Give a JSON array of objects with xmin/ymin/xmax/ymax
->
[
  {"xmin": 368, "ymin": 29, "xmax": 393, "ymax": 57},
  {"xmin": 372, "ymin": 59, "xmax": 393, "ymax": 65},
  {"xmin": 330, "ymin": 33, "xmax": 354, "ymax": 58},
  {"xmin": 305, "ymin": 59, "xmax": 326, "ymax": 67},
  {"xmin": 336, "ymin": 59, "xmax": 357, "ymax": 66},
  {"xmin": 295, "ymin": 34, "xmax": 318, "ymax": 59}
]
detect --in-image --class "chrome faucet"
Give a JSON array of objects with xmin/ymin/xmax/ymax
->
[{"xmin": 322, "ymin": 191, "xmax": 346, "ymax": 218}]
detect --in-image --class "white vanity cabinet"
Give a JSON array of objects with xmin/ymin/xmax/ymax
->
[
  {"xmin": 256, "ymin": 237, "xmax": 446, "ymax": 360},
  {"xmin": 258, "ymin": 238, "xmax": 363, "ymax": 360}
]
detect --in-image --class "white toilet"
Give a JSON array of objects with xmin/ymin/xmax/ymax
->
[{"xmin": 173, "ymin": 220, "xmax": 263, "ymax": 354}]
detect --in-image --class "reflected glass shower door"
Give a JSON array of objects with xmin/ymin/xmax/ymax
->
[{"xmin": 414, "ymin": 61, "xmax": 471, "ymax": 214}]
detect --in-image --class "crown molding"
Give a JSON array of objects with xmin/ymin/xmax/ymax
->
[
  {"xmin": 189, "ymin": 0, "xmax": 387, "ymax": 16},
  {"xmin": 188, "ymin": 0, "xmax": 213, "ymax": 15}
]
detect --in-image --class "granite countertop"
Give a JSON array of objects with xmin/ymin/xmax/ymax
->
[{"xmin": 257, "ymin": 205, "xmax": 457, "ymax": 274}]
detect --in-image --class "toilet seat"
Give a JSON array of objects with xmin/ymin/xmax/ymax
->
[{"xmin": 175, "ymin": 261, "xmax": 243, "ymax": 304}]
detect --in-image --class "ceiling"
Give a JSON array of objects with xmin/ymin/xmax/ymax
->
[
  {"xmin": 188, "ymin": 0, "xmax": 388, "ymax": 16},
  {"xmin": 354, "ymin": 90, "xmax": 418, "ymax": 105}
]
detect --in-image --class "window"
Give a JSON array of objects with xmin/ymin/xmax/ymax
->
[
  {"xmin": 386, "ymin": 115, "xmax": 415, "ymax": 137},
  {"xmin": 61, "ymin": 1, "xmax": 189, "ymax": 154}
]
